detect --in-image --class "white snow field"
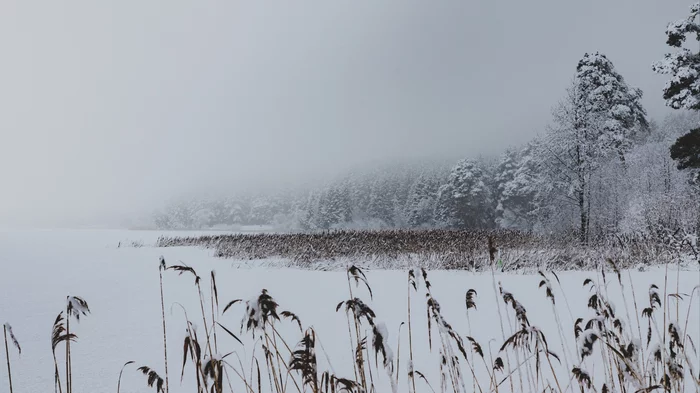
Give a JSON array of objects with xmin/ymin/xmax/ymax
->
[{"xmin": 0, "ymin": 229, "xmax": 698, "ymax": 393}]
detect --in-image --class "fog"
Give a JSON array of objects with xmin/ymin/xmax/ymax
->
[{"xmin": 0, "ymin": 0, "xmax": 691, "ymax": 227}]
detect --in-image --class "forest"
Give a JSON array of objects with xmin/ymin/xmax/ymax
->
[
  {"xmin": 152, "ymin": 12, "xmax": 700, "ymax": 244},
  {"xmin": 152, "ymin": 108, "xmax": 700, "ymax": 243}
]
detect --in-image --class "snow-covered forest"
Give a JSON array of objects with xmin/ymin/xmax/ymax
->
[{"xmin": 153, "ymin": 53, "xmax": 700, "ymax": 242}]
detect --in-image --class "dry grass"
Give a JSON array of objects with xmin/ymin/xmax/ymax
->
[
  {"xmin": 155, "ymin": 229, "xmax": 697, "ymax": 272},
  {"xmin": 179, "ymin": 257, "xmax": 695, "ymax": 392},
  {"xmin": 3, "ymin": 323, "xmax": 21, "ymax": 393},
  {"xmin": 8, "ymin": 248, "xmax": 700, "ymax": 392}
]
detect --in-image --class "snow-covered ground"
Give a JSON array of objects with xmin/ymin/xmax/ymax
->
[{"xmin": 0, "ymin": 229, "xmax": 697, "ymax": 392}]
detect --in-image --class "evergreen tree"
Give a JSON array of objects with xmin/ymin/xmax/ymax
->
[
  {"xmin": 405, "ymin": 174, "xmax": 437, "ymax": 227},
  {"xmin": 653, "ymin": 3, "xmax": 700, "ymax": 110},
  {"xmin": 348, "ymin": 174, "xmax": 372, "ymax": 221},
  {"xmin": 670, "ymin": 128, "xmax": 700, "ymax": 171},
  {"xmin": 493, "ymin": 149, "xmax": 519, "ymax": 224},
  {"xmin": 494, "ymin": 145, "xmax": 541, "ymax": 229},
  {"xmin": 543, "ymin": 53, "xmax": 647, "ymax": 242},
  {"xmin": 314, "ymin": 188, "xmax": 333, "ymax": 229},
  {"xmin": 325, "ymin": 183, "xmax": 352, "ymax": 227},
  {"xmin": 223, "ymin": 197, "xmax": 243, "ymax": 225},
  {"xmin": 249, "ymin": 195, "xmax": 274, "ymax": 225},
  {"xmin": 366, "ymin": 180, "xmax": 394, "ymax": 226},
  {"xmin": 654, "ymin": 5, "xmax": 700, "ymax": 173},
  {"xmin": 434, "ymin": 159, "xmax": 493, "ymax": 229},
  {"xmin": 302, "ymin": 190, "xmax": 322, "ymax": 230},
  {"xmin": 576, "ymin": 53, "xmax": 649, "ymax": 161},
  {"xmin": 169, "ymin": 200, "xmax": 196, "ymax": 229},
  {"xmin": 434, "ymin": 183, "xmax": 457, "ymax": 228}
]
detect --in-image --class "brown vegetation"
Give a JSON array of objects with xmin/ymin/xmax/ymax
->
[{"xmin": 155, "ymin": 229, "xmax": 697, "ymax": 271}]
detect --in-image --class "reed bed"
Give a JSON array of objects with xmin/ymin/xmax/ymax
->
[
  {"xmin": 4, "ymin": 250, "xmax": 698, "ymax": 393},
  {"xmin": 155, "ymin": 229, "xmax": 697, "ymax": 271}
]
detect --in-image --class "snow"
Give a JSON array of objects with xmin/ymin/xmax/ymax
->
[
  {"xmin": 654, "ymin": 3, "xmax": 700, "ymax": 110},
  {"xmin": 66, "ymin": 296, "xmax": 90, "ymax": 318},
  {"xmin": 373, "ymin": 321, "xmax": 393, "ymax": 368},
  {"xmin": 0, "ymin": 229, "xmax": 698, "ymax": 392}
]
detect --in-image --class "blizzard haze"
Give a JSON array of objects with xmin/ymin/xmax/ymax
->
[{"xmin": 0, "ymin": 0, "xmax": 690, "ymax": 227}]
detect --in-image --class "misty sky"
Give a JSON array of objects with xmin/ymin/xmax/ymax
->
[{"xmin": 0, "ymin": 0, "xmax": 693, "ymax": 226}]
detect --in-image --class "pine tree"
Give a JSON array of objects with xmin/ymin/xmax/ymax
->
[
  {"xmin": 366, "ymin": 180, "xmax": 394, "ymax": 226},
  {"xmin": 653, "ymin": 3, "xmax": 700, "ymax": 110},
  {"xmin": 325, "ymin": 183, "xmax": 352, "ymax": 228},
  {"xmin": 654, "ymin": 4, "xmax": 700, "ymax": 172},
  {"xmin": 315, "ymin": 188, "xmax": 333, "ymax": 229},
  {"xmin": 670, "ymin": 128, "xmax": 700, "ymax": 170},
  {"xmin": 223, "ymin": 197, "xmax": 243, "ymax": 225},
  {"xmin": 348, "ymin": 174, "xmax": 372, "ymax": 222},
  {"xmin": 494, "ymin": 144, "xmax": 541, "ymax": 229},
  {"xmin": 493, "ymin": 149, "xmax": 519, "ymax": 225},
  {"xmin": 169, "ymin": 200, "xmax": 196, "ymax": 229},
  {"xmin": 434, "ymin": 159, "xmax": 493, "ymax": 229},
  {"xmin": 301, "ymin": 190, "xmax": 322, "ymax": 230},
  {"xmin": 543, "ymin": 53, "xmax": 648, "ymax": 243},
  {"xmin": 405, "ymin": 174, "xmax": 437, "ymax": 227},
  {"xmin": 576, "ymin": 52, "xmax": 649, "ymax": 161},
  {"xmin": 249, "ymin": 195, "xmax": 272, "ymax": 225},
  {"xmin": 434, "ymin": 183, "xmax": 457, "ymax": 228}
]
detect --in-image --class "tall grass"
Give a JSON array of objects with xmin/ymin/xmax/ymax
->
[
  {"xmin": 5, "ymin": 252, "xmax": 700, "ymax": 392},
  {"xmin": 65, "ymin": 296, "xmax": 89, "ymax": 393},
  {"xmin": 159, "ymin": 256, "xmax": 170, "ymax": 393},
  {"xmin": 117, "ymin": 361, "xmax": 134, "ymax": 393},
  {"xmin": 3, "ymin": 323, "xmax": 20, "ymax": 393},
  {"xmin": 155, "ymin": 228, "xmax": 695, "ymax": 271},
  {"xmin": 124, "ymin": 259, "xmax": 695, "ymax": 392}
]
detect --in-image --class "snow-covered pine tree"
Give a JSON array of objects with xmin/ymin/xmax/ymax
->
[
  {"xmin": 576, "ymin": 52, "xmax": 649, "ymax": 161},
  {"xmin": 170, "ymin": 199, "xmax": 197, "ymax": 229},
  {"xmin": 223, "ymin": 196, "xmax": 243, "ymax": 225},
  {"xmin": 495, "ymin": 143, "xmax": 542, "ymax": 230},
  {"xmin": 543, "ymin": 53, "xmax": 648, "ymax": 242},
  {"xmin": 348, "ymin": 173, "xmax": 372, "ymax": 223},
  {"xmin": 389, "ymin": 169, "xmax": 415, "ymax": 227},
  {"xmin": 299, "ymin": 189, "xmax": 322, "ymax": 230},
  {"xmin": 325, "ymin": 182, "xmax": 352, "ymax": 228},
  {"xmin": 366, "ymin": 179, "xmax": 395, "ymax": 227},
  {"xmin": 207, "ymin": 199, "xmax": 229, "ymax": 227},
  {"xmin": 434, "ymin": 159, "xmax": 493, "ymax": 229},
  {"xmin": 434, "ymin": 183, "xmax": 457, "ymax": 228},
  {"xmin": 654, "ymin": 5, "xmax": 700, "ymax": 174},
  {"xmin": 249, "ymin": 194, "xmax": 276, "ymax": 225},
  {"xmin": 404, "ymin": 173, "xmax": 438, "ymax": 227},
  {"xmin": 315, "ymin": 188, "xmax": 334, "ymax": 229},
  {"xmin": 493, "ymin": 149, "xmax": 519, "ymax": 226},
  {"xmin": 192, "ymin": 205, "xmax": 214, "ymax": 228},
  {"xmin": 653, "ymin": 3, "xmax": 700, "ymax": 111},
  {"xmin": 670, "ymin": 128, "xmax": 700, "ymax": 171}
]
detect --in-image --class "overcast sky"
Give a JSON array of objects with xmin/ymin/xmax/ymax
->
[{"xmin": 0, "ymin": 0, "xmax": 693, "ymax": 226}]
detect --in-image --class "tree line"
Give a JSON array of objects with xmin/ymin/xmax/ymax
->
[{"xmin": 153, "ymin": 5, "xmax": 700, "ymax": 243}]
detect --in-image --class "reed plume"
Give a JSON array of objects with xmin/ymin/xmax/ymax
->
[{"xmin": 3, "ymin": 323, "xmax": 20, "ymax": 393}]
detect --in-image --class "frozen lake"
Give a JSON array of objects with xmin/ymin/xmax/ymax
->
[{"xmin": 0, "ymin": 229, "xmax": 697, "ymax": 392}]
